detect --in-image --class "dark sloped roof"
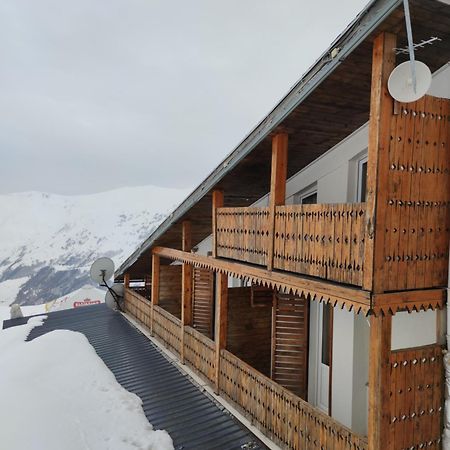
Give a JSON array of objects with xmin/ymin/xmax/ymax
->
[{"xmin": 3, "ymin": 305, "xmax": 268, "ymax": 450}]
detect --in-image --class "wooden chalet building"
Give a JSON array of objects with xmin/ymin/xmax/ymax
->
[{"xmin": 115, "ymin": 1, "xmax": 450, "ymax": 448}]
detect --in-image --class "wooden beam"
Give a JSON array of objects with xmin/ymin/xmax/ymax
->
[
  {"xmin": 150, "ymin": 254, "xmax": 160, "ymax": 336},
  {"xmin": 124, "ymin": 273, "xmax": 130, "ymax": 288},
  {"xmin": 153, "ymin": 246, "xmax": 371, "ymax": 314},
  {"xmin": 368, "ymin": 314, "xmax": 392, "ymax": 450},
  {"xmin": 181, "ymin": 220, "xmax": 193, "ymax": 363},
  {"xmin": 212, "ymin": 190, "xmax": 224, "ymax": 258},
  {"xmin": 214, "ymin": 272, "xmax": 228, "ymax": 394},
  {"xmin": 363, "ymin": 32, "xmax": 396, "ymax": 293},
  {"xmin": 267, "ymin": 133, "xmax": 288, "ymax": 270},
  {"xmin": 371, "ymin": 288, "xmax": 446, "ymax": 315}
]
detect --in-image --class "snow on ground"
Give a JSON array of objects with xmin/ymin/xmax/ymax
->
[
  {"xmin": 0, "ymin": 316, "xmax": 173, "ymax": 450},
  {"xmin": 0, "ymin": 277, "xmax": 29, "ymax": 307},
  {"xmin": 0, "ymin": 304, "xmax": 46, "ymax": 329}
]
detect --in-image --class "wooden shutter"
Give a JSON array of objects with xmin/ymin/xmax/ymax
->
[
  {"xmin": 271, "ymin": 293, "xmax": 309, "ymax": 399},
  {"xmin": 192, "ymin": 268, "xmax": 214, "ymax": 338}
]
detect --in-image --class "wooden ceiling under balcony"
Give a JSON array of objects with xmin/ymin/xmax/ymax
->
[{"xmin": 121, "ymin": 0, "xmax": 450, "ymax": 278}]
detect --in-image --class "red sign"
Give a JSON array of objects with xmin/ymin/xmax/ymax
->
[{"xmin": 73, "ymin": 299, "xmax": 102, "ymax": 308}]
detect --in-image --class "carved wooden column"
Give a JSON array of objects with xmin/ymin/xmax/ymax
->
[
  {"xmin": 150, "ymin": 253, "xmax": 160, "ymax": 336},
  {"xmin": 123, "ymin": 273, "xmax": 130, "ymax": 289},
  {"xmin": 365, "ymin": 30, "xmax": 396, "ymax": 450},
  {"xmin": 267, "ymin": 133, "xmax": 288, "ymax": 271},
  {"xmin": 212, "ymin": 189, "xmax": 224, "ymax": 258},
  {"xmin": 368, "ymin": 314, "xmax": 392, "ymax": 450},
  {"xmin": 363, "ymin": 31, "xmax": 396, "ymax": 293},
  {"xmin": 214, "ymin": 271, "xmax": 228, "ymax": 394},
  {"xmin": 123, "ymin": 273, "xmax": 130, "ymax": 312}
]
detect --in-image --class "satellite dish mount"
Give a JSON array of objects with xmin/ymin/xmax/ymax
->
[
  {"xmin": 387, "ymin": 0, "xmax": 432, "ymax": 103},
  {"xmin": 90, "ymin": 257, "xmax": 123, "ymax": 311}
]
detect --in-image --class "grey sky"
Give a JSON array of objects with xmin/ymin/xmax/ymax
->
[{"xmin": 0, "ymin": 0, "xmax": 368, "ymax": 195}]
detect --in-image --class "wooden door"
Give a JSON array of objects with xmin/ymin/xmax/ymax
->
[
  {"xmin": 271, "ymin": 293, "xmax": 309, "ymax": 399},
  {"xmin": 192, "ymin": 268, "xmax": 214, "ymax": 338}
]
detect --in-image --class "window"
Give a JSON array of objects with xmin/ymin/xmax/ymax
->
[
  {"xmin": 301, "ymin": 191, "xmax": 318, "ymax": 205},
  {"xmin": 357, "ymin": 157, "xmax": 368, "ymax": 202},
  {"xmin": 294, "ymin": 185, "xmax": 318, "ymax": 205}
]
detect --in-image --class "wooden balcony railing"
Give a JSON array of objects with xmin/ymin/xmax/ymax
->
[
  {"xmin": 216, "ymin": 206, "xmax": 271, "ymax": 266},
  {"xmin": 216, "ymin": 203, "xmax": 366, "ymax": 286},
  {"xmin": 124, "ymin": 288, "xmax": 368, "ymax": 450}
]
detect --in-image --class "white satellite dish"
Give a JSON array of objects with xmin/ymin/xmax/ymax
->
[
  {"xmin": 105, "ymin": 283, "xmax": 124, "ymax": 310},
  {"xmin": 388, "ymin": 60, "xmax": 432, "ymax": 103},
  {"xmin": 89, "ymin": 257, "xmax": 115, "ymax": 285}
]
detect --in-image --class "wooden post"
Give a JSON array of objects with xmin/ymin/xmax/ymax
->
[
  {"xmin": 150, "ymin": 254, "xmax": 160, "ymax": 336},
  {"xmin": 363, "ymin": 32, "xmax": 396, "ymax": 293},
  {"xmin": 214, "ymin": 271, "xmax": 228, "ymax": 394},
  {"xmin": 212, "ymin": 189, "xmax": 224, "ymax": 258},
  {"xmin": 123, "ymin": 273, "xmax": 130, "ymax": 312},
  {"xmin": 368, "ymin": 313, "xmax": 392, "ymax": 450},
  {"xmin": 267, "ymin": 133, "xmax": 288, "ymax": 270},
  {"xmin": 181, "ymin": 220, "xmax": 193, "ymax": 364}
]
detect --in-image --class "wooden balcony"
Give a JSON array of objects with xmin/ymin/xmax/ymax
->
[
  {"xmin": 124, "ymin": 288, "xmax": 368, "ymax": 450},
  {"xmin": 215, "ymin": 203, "xmax": 366, "ymax": 287}
]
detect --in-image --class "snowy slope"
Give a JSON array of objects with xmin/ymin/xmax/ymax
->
[
  {"xmin": 0, "ymin": 316, "xmax": 173, "ymax": 450},
  {"xmin": 0, "ymin": 185, "xmax": 191, "ymax": 306}
]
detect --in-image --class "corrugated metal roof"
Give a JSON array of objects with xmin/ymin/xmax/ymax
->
[{"xmin": 3, "ymin": 305, "xmax": 268, "ymax": 450}]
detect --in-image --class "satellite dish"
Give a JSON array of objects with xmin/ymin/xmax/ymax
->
[
  {"xmin": 105, "ymin": 283, "xmax": 124, "ymax": 310},
  {"xmin": 388, "ymin": 61, "xmax": 432, "ymax": 103},
  {"xmin": 90, "ymin": 257, "xmax": 115, "ymax": 285}
]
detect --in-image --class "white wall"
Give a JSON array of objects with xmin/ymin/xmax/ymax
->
[
  {"xmin": 392, "ymin": 310, "xmax": 437, "ymax": 350},
  {"xmin": 429, "ymin": 63, "xmax": 450, "ymax": 99},
  {"xmin": 352, "ymin": 314, "xmax": 369, "ymax": 435},
  {"xmin": 331, "ymin": 308, "xmax": 355, "ymax": 428},
  {"xmin": 195, "ymin": 234, "xmax": 212, "ymax": 255}
]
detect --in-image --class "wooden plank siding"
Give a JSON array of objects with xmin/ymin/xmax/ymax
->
[
  {"xmin": 159, "ymin": 265, "xmax": 182, "ymax": 318},
  {"xmin": 271, "ymin": 293, "xmax": 309, "ymax": 400},
  {"xmin": 192, "ymin": 267, "xmax": 214, "ymax": 338},
  {"xmin": 227, "ymin": 287, "xmax": 272, "ymax": 377},
  {"xmin": 124, "ymin": 287, "xmax": 151, "ymax": 328},
  {"xmin": 376, "ymin": 96, "xmax": 450, "ymax": 292}
]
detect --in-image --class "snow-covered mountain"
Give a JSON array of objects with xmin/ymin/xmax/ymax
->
[{"xmin": 0, "ymin": 186, "xmax": 191, "ymax": 306}]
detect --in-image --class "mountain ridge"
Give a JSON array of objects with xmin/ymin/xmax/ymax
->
[{"xmin": 0, "ymin": 185, "xmax": 191, "ymax": 306}]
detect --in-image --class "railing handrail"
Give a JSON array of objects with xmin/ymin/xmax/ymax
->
[{"xmin": 217, "ymin": 202, "xmax": 366, "ymax": 211}]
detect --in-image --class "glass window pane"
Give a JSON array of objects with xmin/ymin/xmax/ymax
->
[
  {"xmin": 301, "ymin": 192, "xmax": 317, "ymax": 205},
  {"xmin": 321, "ymin": 304, "xmax": 331, "ymax": 366},
  {"xmin": 359, "ymin": 161, "xmax": 367, "ymax": 202}
]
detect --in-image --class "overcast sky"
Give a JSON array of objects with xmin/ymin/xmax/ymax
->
[{"xmin": 0, "ymin": 0, "xmax": 369, "ymax": 195}]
